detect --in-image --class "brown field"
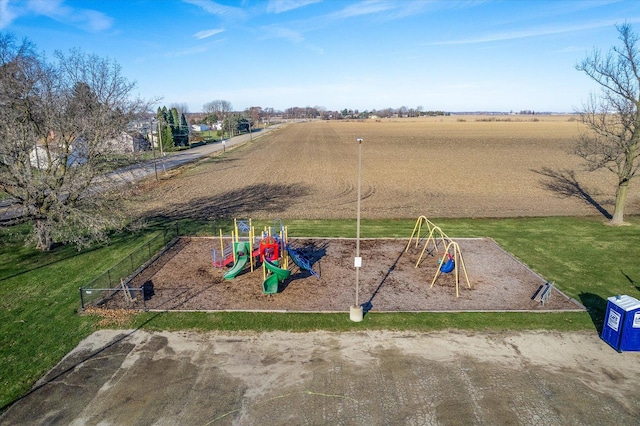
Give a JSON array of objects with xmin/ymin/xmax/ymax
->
[
  {"xmin": 130, "ymin": 115, "xmax": 640, "ymax": 220},
  {"xmin": 114, "ymin": 116, "xmax": 640, "ymax": 312}
]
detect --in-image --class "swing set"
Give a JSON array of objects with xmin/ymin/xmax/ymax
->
[
  {"xmin": 405, "ymin": 215, "xmax": 448, "ymax": 267},
  {"xmin": 406, "ymin": 216, "xmax": 471, "ymax": 297}
]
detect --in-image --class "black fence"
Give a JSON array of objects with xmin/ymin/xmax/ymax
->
[{"xmin": 79, "ymin": 223, "xmax": 180, "ymax": 310}]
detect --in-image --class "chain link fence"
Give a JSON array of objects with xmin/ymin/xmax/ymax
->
[{"xmin": 79, "ymin": 223, "xmax": 180, "ymax": 310}]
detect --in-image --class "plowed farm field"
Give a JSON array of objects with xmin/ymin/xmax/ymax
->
[
  {"xmin": 117, "ymin": 116, "xmax": 634, "ymax": 312},
  {"xmin": 131, "ymin": 116, "xmax": 640, "ymax": 221}
]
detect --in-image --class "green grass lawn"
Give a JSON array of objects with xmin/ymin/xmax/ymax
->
[{"xmin": 1, "ymin": 216, "xmax": 640, "ymax": 410}]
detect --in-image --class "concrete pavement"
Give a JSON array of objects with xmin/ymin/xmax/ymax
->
[{"xmin": 1, "ymin": 329, "xmax": 638, "ymax": 424}]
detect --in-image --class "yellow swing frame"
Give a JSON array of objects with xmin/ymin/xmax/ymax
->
[
  {"xmin": 431, "ymin": 240, "xmax": 471, "ymax": 298},
  {"xmin": 405, "ymin": 215, "xmax": 449, "ymax": 267}
]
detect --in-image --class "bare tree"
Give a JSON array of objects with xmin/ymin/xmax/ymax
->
[
  {"xmin": 245, "ymin": 106, "xmax": 261, "ymax": 126},
  {"xmin": 575, "ymin": 23, "xmax": 640, "ymax": 224},
  {"xmin": 203, "ymin": 99, "xmax": 232, "ymax": 117},
  {"xmin": 0, "ymin": 34, "xmax": 151, "ymax": 250},
  {"xmin": 169, "ymin": 102, "xmax": 189, "ymax": 117},
  {"xmin": 263, "ymin": 107, "xmax": 274, "ymax": 126}
]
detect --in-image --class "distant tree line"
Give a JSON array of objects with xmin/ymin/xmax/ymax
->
[{"xmin": 188, "ymin": 103, "xmax": 452, "ymax": 125}]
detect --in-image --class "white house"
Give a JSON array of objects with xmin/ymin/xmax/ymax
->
[
  {"xmin": 29, "ymin": 144, "xmax": 85, "ymax": 169},
  {"xmin": 191, "ymin": 124, "xmax": 210, "ymax": 132},
  {"xmin": 29, "ymin": 131, "xmax": 149, "ymax": 169},
  {"xmin": 104, "ymin": 132, "xmax": 148, "ymax": 153}
]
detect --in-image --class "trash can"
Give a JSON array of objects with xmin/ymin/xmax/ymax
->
[{"xmin": 600, "ymin": 295, "xmax": 640, "ymax": 352}]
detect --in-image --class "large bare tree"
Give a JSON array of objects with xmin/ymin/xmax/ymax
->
[
  {"xmin": 202, "ymin": 99, "xmax": 232, "ymax": 117},
  {"xmin": 575, "ymin": 23, "xmax": 640, "ymax": 224},
  {"xmin": 0, "ymin": 34, "xmax": 151, "ymax": 250}
]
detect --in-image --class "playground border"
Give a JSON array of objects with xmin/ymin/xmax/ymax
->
[{"xmin": 85, "ymin": 235, "xmax": 586, "ymax": 314}]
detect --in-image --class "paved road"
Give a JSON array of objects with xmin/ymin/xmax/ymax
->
[
  {"xmin": 1, "ymin": 329, "xmax": 638, "ymax": 424},
  {"xmin": 102, "ymin": 125, "xmax": 281, "ymax": 185},
  {"xmin": 0, "ymin": 125, "xmax": 283, "ymax": 223}
]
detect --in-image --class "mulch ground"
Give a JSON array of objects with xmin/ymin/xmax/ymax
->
[{"xmin": 104, "ymin": 237, "xmax": 583, "ymax": 312}]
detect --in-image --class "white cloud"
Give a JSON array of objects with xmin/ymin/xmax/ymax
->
[
  {"xmin": 259, "ymin": 25, "xmax": 305, "ymax": 43},
  {"xmin": 328, "ymin": 1, "xmax": 395, "ymax": 20},
  {"xmin": 0, "ymin": 0, "xmax": 112, "ymax": 32},
  {"xmin": 67, "ymin": 8, "xmax": 113, "ymax": 32},
  {"xmin": 428, "ymin": 18, "xmax": 640, "ymax": 46},
  {"xmin": 194, "ymin": 28, "xmax": 224, "ymax": 39},
  {"xmin": 183, "ymin": 0, "xmax": 246, "ymax": 20},
  {"xmin": 266, "ymin": 0, "xmax": 321, "ymax": 14},
  {"xmin": 0, "ymin": 0, "xmax": 19, "ymax": 29}
]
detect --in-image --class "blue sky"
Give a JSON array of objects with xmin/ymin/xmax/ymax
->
[{"xmin": 1, "ymin": 0, "xmax": 639, "ymax": 113}]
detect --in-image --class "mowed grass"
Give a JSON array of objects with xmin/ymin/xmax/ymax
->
[
  {"xmin": 2, "ymin": 116, "xmax": 640, "ymax": 410},
  {"xmin": 2, "ymin": 216, "xmax": 640, "ymax": 410}
]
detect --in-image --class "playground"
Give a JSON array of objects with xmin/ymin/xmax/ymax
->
[{"xmin": 112, "ymin": 218, "xmax": 582, "ymax": 313}]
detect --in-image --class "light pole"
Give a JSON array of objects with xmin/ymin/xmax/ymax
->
[
  {"xmin": 156, "ymin": 119, "xmax": 164, "ymax": 157},
  {"xmin": 350, "ymin": 137, "xmax": 364, "ymax": 322},
  {"xmin": 150, "ymin": 119, "xmax": 158, "ymax": 181},
  {"xmin": 156, "ymin": 119, "xmax": 166, "ymax": 174}
]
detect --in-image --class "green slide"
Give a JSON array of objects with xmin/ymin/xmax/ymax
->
[
  {"xmin": 263, "ymin": 259, "xmax": 291, "ymax": 294},
  {"xmin": 223, "ymin": 242, "xmax": 250, "ymax": 280}
]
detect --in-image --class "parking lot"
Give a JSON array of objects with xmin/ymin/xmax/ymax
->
[{"xmin": 2, "ymin": 329, "xmax": 638, "ymax": 424}]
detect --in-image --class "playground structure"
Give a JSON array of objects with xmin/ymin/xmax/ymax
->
[
  {"xmin": 406, "ymin": 216, "xmax": 470, "ymax": 297},
  {"xmin": 212, "ymin": 219, "xmax": 319, "ymax": 294}
]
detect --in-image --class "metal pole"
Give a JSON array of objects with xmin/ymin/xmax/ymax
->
[
  {"xmin": 157, "ymin": 121, "xmax": 166, "ymax": 174},
  {"xmin": 151, "ymin": 120, "xmax": 158, "ymax": 181},
  {"xmin": 355, "ymin": 139, "xmax": 362, "ymax": 306},
  {"xmin": 157, "ymin": 120, "xmax": 164, "ymax": 157},
  {"xmin": 351, "ymin": 137, "xmax": 364, "ymax": 322}
]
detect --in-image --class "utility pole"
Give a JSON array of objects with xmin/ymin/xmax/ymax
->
[
  {"xmin": 150, "ymin": 119, "xmax": 158, "ymax": 181},
  {"xmin": 350, "ymin": 137, "xmax": 364, "ymax": 322}
]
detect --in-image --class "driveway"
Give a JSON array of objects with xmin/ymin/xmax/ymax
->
[{"xmin": 1, "ymin": 329, "xmax": 638, "ymax": 424}]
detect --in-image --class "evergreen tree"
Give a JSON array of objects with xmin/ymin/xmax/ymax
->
[
  {"xmin": 157, "ymin": 106, "xmax": 174, "ymax": 151},
  {"xmin": 179, "ymin": 113, "xmax": 190, "ymax": 146}
]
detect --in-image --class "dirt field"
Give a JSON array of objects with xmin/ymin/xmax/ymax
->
[
  {"xmin": 130, "ymin": 116, "xmax": 640, "ymax": 221},
  {"xmin": 102, "ymin": 236, "xmax": 583, "ymax": 313},
  {"xmin": 117, "ymin": 117, "xmax": 634, "ymax": 313}
]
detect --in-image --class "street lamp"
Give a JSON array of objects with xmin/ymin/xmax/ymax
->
[
  {"xmin": 149, "ymin": 119, "xmax": 158, "ymax": 181},
  {"xmin": 156, "ymin": 119, "xmax": 164, "ymax": 157},
  {"xmin": 350, "ymin": 137, "xmax": 364, "ymax": 322},
  {"xmin": 155, "ymin": 118, "xmax": 167, "ymax": 174}
]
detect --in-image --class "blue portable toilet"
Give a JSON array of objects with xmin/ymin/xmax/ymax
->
[{"xmin": 601, "ymin": 295, "xmax": 640, "ymax": 352}]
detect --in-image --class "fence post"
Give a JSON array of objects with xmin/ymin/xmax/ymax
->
[
  {"xmin": 143, "ymin": 288, "xmax": 147, "ymax": 311},
  {"xmin": 79, "ymin": 288, "xmax": 85, "ymax": 310},
  {"xmin": 130, "ymin": 254, "xmax": 134, "ymax": 273}
]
